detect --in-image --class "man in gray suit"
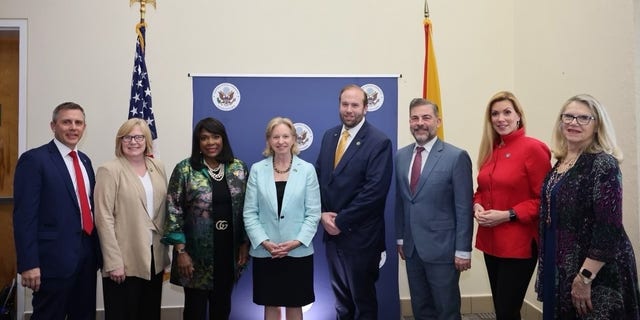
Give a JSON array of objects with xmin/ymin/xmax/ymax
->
[{"xmin": 395, "ymin": 98, "xmax": 473, "ymax": 320}]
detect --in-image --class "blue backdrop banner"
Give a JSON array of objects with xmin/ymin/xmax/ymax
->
[{"xmin": 191, "ymin": 74, "xmax": 399, "ymax": 320}]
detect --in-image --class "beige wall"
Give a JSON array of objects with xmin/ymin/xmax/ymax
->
[
  {"xmin": 1, "ymin": 0, "xmax": 638, "ymax": 314},
  {"xmin": 514, "ymin": 0, "xmax": 639, "ymax": 307}
]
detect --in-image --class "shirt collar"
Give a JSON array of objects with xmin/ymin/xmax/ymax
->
[
  {"xmin": 53, "ymin": 138, "xmax": 77, "ymax": 157},
  {"xmin": 341, "ymin": 117, "xmax": 366, "ymax": 137},
  {"xmin": 415, "ymin": 137, "xmax": 437, "ymax": 153},
  {"xmin": 499, "ymin": 127, "xmax": 525, "ymax": 145}
]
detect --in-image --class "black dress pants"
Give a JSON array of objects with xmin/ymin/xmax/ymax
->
[
  {"xmin": 102, "ymin": 251, "xmax": 163, "ymax": 320},
  {"xmin": 483, "ymin": 247, "xmax": 537, "ymax": 320}
]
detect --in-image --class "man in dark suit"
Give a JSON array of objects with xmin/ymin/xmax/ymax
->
[
  {"xmin": 13, "ymin": 102, "xmax": 100, "ymax": 319},
  {"xmin": 395, "ymin": 98, "xmax": 473, "ymax": 320},
  {"xmin": 315, "ymin": 84, "xmax": 393, "ymax": 320}
]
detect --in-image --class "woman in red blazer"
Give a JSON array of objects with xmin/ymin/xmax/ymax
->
[{"xmin": 473, "ymin": 91, "xmax": 551, "ymax": 320}]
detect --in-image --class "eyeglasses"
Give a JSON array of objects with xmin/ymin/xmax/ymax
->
[
  {"xmin": 561, "ymin": 114, "xmax": 595, "ymax": 125},
  {"xmin": 121, "ymin": 135, "xmax": 145, "ymax": 143}
]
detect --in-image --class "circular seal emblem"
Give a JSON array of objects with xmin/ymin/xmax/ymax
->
[
  {"xmin": 212, "ymin": 83, "xmax": 241, "ymax": 111},
  {"xmin": 361, "ymin": 84, "xmax": 384, "ymax": 112},
  {"xmin": 294, "ymin": 122, "xmax": 313, "ymax": 151}
]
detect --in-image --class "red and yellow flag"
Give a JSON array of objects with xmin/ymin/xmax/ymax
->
[{"xmin": 423, "ymin": 17, "xmax": 444, "ymax": 139}]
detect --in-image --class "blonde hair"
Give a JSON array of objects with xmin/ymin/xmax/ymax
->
[
  {"xmin": 115, "ymin": 118, "xmax": 154, "ymax": 157},
  {"xmin": 551, "ymin": 94, "xmax": 622, "ymax": 163},
  {"xmin": 477, "ymin": 91, "xmax": 527, "ymax": 169},
  {"xmin": 262, "ymin": 117, "xmax": 300, "ymax": 157}
]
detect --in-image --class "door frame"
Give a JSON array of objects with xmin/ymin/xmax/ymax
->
[{"xmin": 0, "ymin": 18, "xmax": 27, "ymax": 319}]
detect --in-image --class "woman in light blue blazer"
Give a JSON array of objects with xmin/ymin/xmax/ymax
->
[{"xmin": 244, "ymin": 117, "xmax": 321, "ymax": 320}]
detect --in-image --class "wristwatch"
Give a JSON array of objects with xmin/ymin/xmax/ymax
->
[
  {"xmin": 579, "ymin": 268, "xmax": 595, "ymax": 285},
  {"xmin": 508, "ymin": 209, "xmax": 517, "ymax": 222}
]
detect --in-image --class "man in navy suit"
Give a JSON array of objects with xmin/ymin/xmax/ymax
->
[
  {"xmin": 315, "ymin": 84, "xmax": 393, "ymax": 319},
  {"xmin": 395, "ymin": 98, "xmax": 473, "ymax": 320},
  {"xmin": 13, "ymin": 102, "xmax": 100, "ymax": 320}
]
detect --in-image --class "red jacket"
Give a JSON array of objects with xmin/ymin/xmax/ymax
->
[{"xmin": 474, "ymin": 128, "xmax": 551, "ymax": 258}]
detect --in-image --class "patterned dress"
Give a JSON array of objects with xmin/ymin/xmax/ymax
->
[
  {"xmin": 162, "ymin": 158, "xmax": 248, "ymax": 289},
  {"xmin": 537, "ymin": 152, "xmax": 640, "ymax": 319}
]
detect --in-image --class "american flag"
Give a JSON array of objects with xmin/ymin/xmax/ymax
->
[{"xmin": 129, "ymin": 23, "xmax": 157, "ymax": 139}]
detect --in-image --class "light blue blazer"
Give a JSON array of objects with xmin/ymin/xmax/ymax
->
[{"xmin": 243, "ymin": 155, "xmax": 321, "ymax": 258}]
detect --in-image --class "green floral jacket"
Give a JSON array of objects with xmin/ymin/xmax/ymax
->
[{"xmin": 162, "ymin": 158, "xmax": 248, "ymax": 289}]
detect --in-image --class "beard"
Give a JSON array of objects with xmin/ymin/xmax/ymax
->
[{"xmin": 411, "ymin": 128, "xmax": 436, "ymax": 145}]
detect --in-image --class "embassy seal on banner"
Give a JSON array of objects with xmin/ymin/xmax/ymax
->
[{"xmin": 192, "ymin": 74, "xmax": 399, "ymax": 320}]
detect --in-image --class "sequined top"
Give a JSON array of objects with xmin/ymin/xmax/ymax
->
[{"xmin": 536, "ymin": 152, "xmax": 640, "ymax": 319}]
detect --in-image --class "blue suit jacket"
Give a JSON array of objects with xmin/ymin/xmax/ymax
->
[
  {"xmin": 244, "ymin": 156, "xmax": 321, "ymax": 258},
  {"xmin": 315, "ymin": 121, "xmax": 393, "ymax": 252},
  {"xmin": 394, "ymin": 139, "xmax": 473, "ymax": 263},
  {"xmin": 13, "ymin": 140, "xmax": 101, "ymax": 278}
]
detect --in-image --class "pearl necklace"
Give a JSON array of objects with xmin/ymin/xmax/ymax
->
[
  {"xmin": 273, "ymin": 157, "xmax": 292, "ymax": 174},
  {"xmin": 205, "ymin": 161, "xmax": 225, "ymax": 182}
]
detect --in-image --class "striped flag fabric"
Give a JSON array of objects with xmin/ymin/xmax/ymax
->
[
  {"xmin": 128, "ymin": 22, "xmax": 157, "ymax": 139},
  {"xmin": 423, "ymin": 17, "xmax": 443, "ymax": 139}
]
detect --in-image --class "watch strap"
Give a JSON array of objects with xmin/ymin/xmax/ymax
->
[{"xmin": 579, "ymin": 268, "xmax": 594, "ymax": 284}]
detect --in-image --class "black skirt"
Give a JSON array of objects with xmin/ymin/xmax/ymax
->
[{"xmin": 252, "ymin": 255, "xmax": 315, "ymax": 307}]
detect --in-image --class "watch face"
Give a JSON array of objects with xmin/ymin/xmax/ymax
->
[{"xmin": 581, "ymin": 268, "xmax": 593, "ymax": 278}]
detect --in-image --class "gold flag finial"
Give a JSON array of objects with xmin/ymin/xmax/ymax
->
[{"xmin": 130, "ymin": 0, "xmax": 156, "ymax": 22}]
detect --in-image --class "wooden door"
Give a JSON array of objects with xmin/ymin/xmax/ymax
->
[{"xmin": 0, "ymin": 30, "xmax": 19, "ymax": 292}]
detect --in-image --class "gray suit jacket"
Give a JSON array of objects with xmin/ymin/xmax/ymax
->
[{"xmin": 394, "ymin": 138, "xmax": 473, "ymax": 263}]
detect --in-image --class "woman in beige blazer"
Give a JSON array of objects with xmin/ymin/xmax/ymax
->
[{"xmin": 94, "ymin": 118, "xmax": 170, "ymax": 320}]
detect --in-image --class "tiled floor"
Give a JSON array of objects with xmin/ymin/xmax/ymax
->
[
  {"xmin": 462, "ymin": 313, "xmax": 497, "ymax": 320},
  {"xmin": 403, "ymin": 313, "xmax": 496, "ymax": 320}
]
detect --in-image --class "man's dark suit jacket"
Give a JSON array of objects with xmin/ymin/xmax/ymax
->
[
  {"xmin": 315, "ymin": 121, "xmax": 393, "ymax": 252},
  {"xmin": 13, "ymin": 140, "xmax": 101, "ymax": 280}
]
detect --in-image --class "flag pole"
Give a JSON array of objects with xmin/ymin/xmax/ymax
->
[
  {"xmin": 128, "ymin": 0, "xmax": 159, "ymax": 144},
  {"xmin": 130, "ymin": 0, "xmax": 156, "ymax": 23},
  {"xmin": 422, "ymin": 0, "xmax": 444, "ymax": 139},
  {"xmin": 424, "ymin": 0, "xmax": 430, "ymax": 18}
]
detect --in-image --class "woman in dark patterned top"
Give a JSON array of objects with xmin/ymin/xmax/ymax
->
[
  {"xmin": 162, "ymin": 117, "xmax": 249, "ymax": 320},
  {"xmin": 536, "ymin": 94, "xmax": 640, "ymax": 319}
]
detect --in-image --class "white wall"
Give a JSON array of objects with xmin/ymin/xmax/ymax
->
[{"xmin": 1, "ymin": 0, "xmax": 638, "ymax": 313}]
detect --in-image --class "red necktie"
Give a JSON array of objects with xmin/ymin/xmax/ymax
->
[
  {"xmin": 410, "ymin": 146, "xmax": 425, "ymax": 195},
  {"xmin": 69, "ymin": 151, "xmax": 93, "ymax": 235}
]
